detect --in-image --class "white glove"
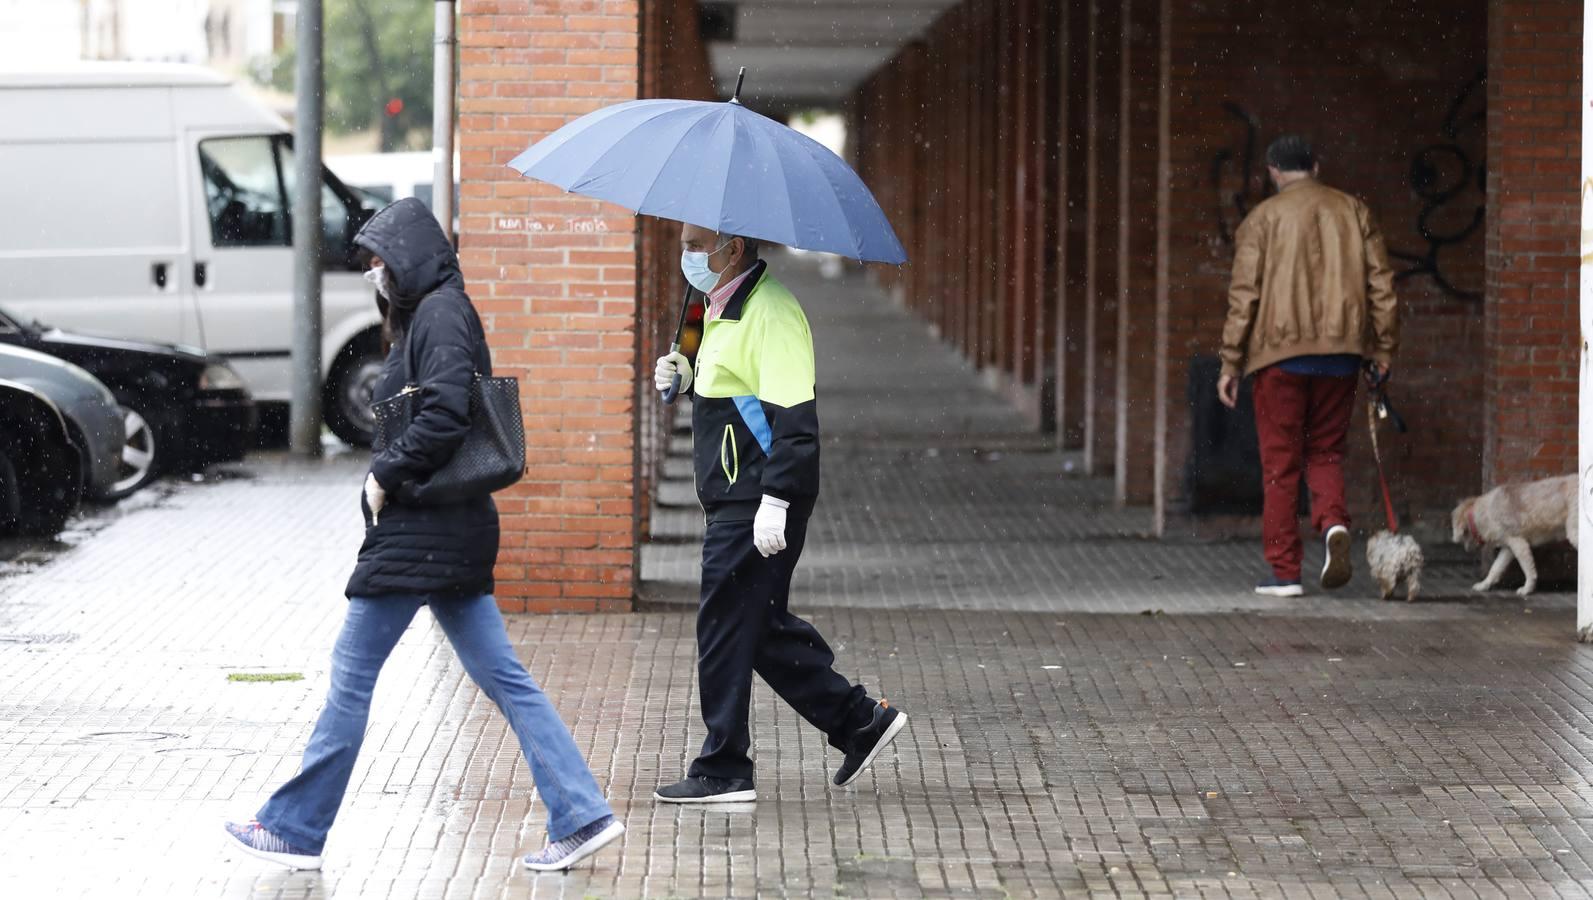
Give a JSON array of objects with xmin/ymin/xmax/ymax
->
[
  {"xmin": 365, "ymin": 472, "xmax": 387, "ymax": 526},
  {"xmin": 654, "ymin": 351, "xmax": 693, "ymax": 395},
  {"xmin": 753, "ymin": 495, "xmax": 789, "ymax": 558}
]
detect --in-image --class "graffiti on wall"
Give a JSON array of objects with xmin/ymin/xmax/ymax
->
[
  {"xmin": 1390, "ymin": 68, "xmax": 1487, "ymax": 302},
  {"xmin": 1210, "ymin": 103, "xmax": 1263, "ymax": 246}
]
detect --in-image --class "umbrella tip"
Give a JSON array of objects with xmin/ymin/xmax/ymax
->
[{"xmin": 730, "ymin": 67, "xmax": 746, "ymax": 105}]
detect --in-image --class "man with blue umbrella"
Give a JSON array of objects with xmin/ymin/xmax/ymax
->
[
  {"xmin": 509, "ymin": 75, "xmax": 911, "ymax": 802},
  {"xmin": 647, "ymin": 224, "xmax": 907, "ymax": 803}
]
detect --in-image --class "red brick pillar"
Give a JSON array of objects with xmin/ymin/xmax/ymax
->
[
  {"xmin": 1114, "ymin": 0, "xmax": 1167, "ymax": 508},
  {"xmin": 458, "ymin": 0, "xmax": 640, "ymax": 613},
  {"xmin": 1484, "ymin": 0, "xmax": 1583, "ymax": 485}
]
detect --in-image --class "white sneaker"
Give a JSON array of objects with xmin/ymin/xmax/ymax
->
[
  {"xmin": 1321, "ymin": 525, "xmax": 1352, "ymax": 589},
  {"xmin": 1255, "ymin": 577, "xmax": 1304, "ymax": 598}
]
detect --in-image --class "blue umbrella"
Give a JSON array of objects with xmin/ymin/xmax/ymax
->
[{"xmin": 506, "ymin": 76, "xmax": 907, "ymax": 265}]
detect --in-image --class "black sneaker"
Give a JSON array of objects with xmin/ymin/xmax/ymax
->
[
  {"xmin": 1321, "ymin": 524, "xmax": 1352, "ymax": 589},
  {"xmin": 833, "ymin": 700, "xmax": 908, "ymax": 787},
  {"xmin": 653, "ymin": 774, "xmax": 756, "ymax": 804}
]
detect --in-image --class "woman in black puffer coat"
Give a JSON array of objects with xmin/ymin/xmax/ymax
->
[{"xmin": 224, "ymin": 199, "xmax": 622, "ymax": 874}]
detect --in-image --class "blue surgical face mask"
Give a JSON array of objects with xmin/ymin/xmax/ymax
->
[{"xmin": 680, "ymin": 237, "xmax": 734, "ymax": 293}]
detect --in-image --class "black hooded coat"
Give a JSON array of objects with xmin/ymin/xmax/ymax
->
[{"xmin": 345, "ymin": 198, "xmax": 499, "ymax": 599}]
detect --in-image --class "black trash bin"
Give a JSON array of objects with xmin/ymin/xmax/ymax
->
[{"xmin": 1184, "ymin": 355, "xmax": 1264, "ymax": 516}]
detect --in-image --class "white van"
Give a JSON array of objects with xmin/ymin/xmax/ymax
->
[{"xmin": 0, "ymin": 62, "xmax": 388, "ymax": 445}]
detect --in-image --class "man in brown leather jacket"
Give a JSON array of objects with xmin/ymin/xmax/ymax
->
[{"xmin": 1217, "ymin": 135, "xmax": 1399, "ymax": 598}]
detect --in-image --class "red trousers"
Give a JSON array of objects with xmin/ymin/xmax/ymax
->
[{"xmin": 1252, "ymin": 366, "xmax": 1356, "ymax": 581}]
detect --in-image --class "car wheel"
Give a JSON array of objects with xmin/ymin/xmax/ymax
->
[
  {"xmin": 325, "ymin": 341, "xmax": 384, "ymax": 448},
  {"xmin": 101, "ymin": 404, "xmax": 161, "ymax": 500},
  {"xmin": 13, "ymin": 448, "xmax": 81, "ymax": 537}
]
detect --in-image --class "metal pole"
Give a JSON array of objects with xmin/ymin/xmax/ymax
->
[
  {"xmin": 432, "ymin": 0, "xmax": 456, "ymax": 238},
  {"xmin": 290, "ymin": 0, "xmax": 324, "ymax": 457},
  {"xmin": 1577, "ymin": 0, "xmax": 1592, "ymax": 640}
]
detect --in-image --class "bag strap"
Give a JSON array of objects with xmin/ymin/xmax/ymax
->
[{"xmin": 400, "ymin": 315, "xmax": 420, "ymax": 388}]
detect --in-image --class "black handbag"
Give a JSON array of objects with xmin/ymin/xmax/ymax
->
[{"xmin": 369, "ymin": 318, "xmax": 525, "ymax": 505}]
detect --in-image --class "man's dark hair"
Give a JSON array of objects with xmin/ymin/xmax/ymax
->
[
  {"xmin": 1265, "ymin": 135, "xmax": 1316, "ymax": 173},
  {"xmin": 733, "ymin": 234, "xmax": 761, "ymax": 260}
]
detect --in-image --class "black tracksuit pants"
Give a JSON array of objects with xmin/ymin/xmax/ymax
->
[{"xmin": 688, "ymin": 511, "xmax": 873, "ymax": 781}]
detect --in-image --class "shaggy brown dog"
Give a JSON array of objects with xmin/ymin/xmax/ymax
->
[{"xmin": 1451, "ymin": 474, "xmax": 1579, "ymax": 597}]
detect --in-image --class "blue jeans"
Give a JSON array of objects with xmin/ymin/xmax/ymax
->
[{"xmin": 257, "ymin": 595, "xmax": 612, "ymax": 851}]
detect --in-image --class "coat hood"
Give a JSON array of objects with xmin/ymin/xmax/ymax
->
[{"xmin": 353, "ymin": 197, "xmax": 461, "ymax": 309}]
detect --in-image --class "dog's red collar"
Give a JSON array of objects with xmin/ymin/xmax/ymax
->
[{"xmin": 1465, "ymin": 505, "xmax": 1482, "ymax": 545}]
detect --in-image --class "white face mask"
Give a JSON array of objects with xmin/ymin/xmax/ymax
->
[{"xmin": 363, "ymin": 264, "xmax": 391, "ymax": 299}]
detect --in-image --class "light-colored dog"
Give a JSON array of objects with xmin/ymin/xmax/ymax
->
[
  {"xmin": 1451, "ymin": 474, "xmax": 1579, "ymax": 596},
  {"xmin": 1366, "ymin": 530, "xmax": 1424, "ymax": 601}
]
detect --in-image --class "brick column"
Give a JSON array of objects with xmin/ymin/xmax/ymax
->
[
  {"xmin": 1115, "ymin": 0, "xmax": 1166, "ymax": 507},
  {"xmin": 1084, "ymin": 0, "xmax": 1123, "ymax": 477},
  {"xmin": 1056, "ymin": 0, "xmax": 1090, "ymax": 450},
  {"xmin": 1484, "ymin": 0, "xmax": 1583, "ymax": 485},
  {"xmin": 458, "ymin": 0, "xmax": 640, "ymax": 612}
]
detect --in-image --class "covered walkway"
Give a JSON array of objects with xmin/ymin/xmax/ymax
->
[{"xmin": 451, "ymin": 0, "xmax": 1581, "ymax": 610}]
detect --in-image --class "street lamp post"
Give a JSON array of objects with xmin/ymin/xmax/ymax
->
[
  {"xmin": 433, "ymin": 0, "xmax": 456, "ymax": 237},
  {"xmin": 290, "ymin": 0, "xmax": 325, "ymax": 457}
]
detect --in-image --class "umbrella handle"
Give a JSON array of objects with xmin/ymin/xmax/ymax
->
[{"xmin": 662, "ymin": 341, "xmax": 684, "ymax": 405}]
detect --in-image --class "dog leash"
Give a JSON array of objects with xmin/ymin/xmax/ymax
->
[
  {"xmin": 1364, "ymin": 364, "xmax": 1405, "ymax": 534},
  {"xmin": 1365, "ymin": 365, "xmax": 1406, "ymax": 530},
  {"xmin": 1367, "ymin": 401, "xmax": 1400, "ymax": 533}
]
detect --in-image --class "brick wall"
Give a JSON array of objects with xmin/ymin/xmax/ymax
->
[
  {"xmin": 1162, "ymin": 0, "xmax": 1489, "ymax": 534},
  {"xmin": 458, "ymin": 0, "xmax": 640, "ymax": 612},
  {"xmin": 1484, "ymin": 0, "xmax": 1583, "ymax": 487}
]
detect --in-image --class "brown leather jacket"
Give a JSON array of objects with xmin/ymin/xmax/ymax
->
[{"xmin": 1219, "ymin": 179, "xmax": 1399, "ymax": 378}]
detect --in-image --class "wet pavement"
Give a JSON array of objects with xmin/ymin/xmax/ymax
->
[{"xmin": 3, "ymin": 255, "xmax": 1590, "ymax": 898}]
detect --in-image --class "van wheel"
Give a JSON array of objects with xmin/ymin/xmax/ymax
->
[{"xmin": 325, "ymin": 339, "xmax": 384, "ymax": 448}]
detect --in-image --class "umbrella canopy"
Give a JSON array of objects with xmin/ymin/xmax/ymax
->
[{"xmin": 507, "ymin": 98, "xmax": 907, "ymax": 265}]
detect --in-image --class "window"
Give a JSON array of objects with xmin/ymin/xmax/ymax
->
[
  {"xmin": 199, "ymin": 136, "xmax": 290, "ymax": 247},
  {"xmin": 199, "ymin": 135, "xmax": 373, "ymax": 270}
]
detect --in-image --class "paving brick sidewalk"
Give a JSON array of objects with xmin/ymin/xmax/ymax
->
[{"xmin": 2, "ymin": 255, "xmax": 1590, "ymax": 899}]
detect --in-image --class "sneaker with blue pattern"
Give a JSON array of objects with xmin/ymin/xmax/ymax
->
[
  {"xmin": 522, "ymin": 815, "xmax": 624, "ymax": 872},
  {"xmin": 223, "ymin": 819, "xmax": 322, "ymax": 870}
]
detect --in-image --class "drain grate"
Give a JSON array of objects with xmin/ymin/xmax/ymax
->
[
  {"xmin": 0, "ymin": 633, "xmax": 79, "ymax": 644},
  {"xmin": 75, "ymin": 731, "xmax": 185, "ymax": 744},
  {"xmin": 155, "ymin": 747, "xmax": 248, "ymax": 759}
]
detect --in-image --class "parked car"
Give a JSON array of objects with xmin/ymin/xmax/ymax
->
[
  {"xmin": 0, "ymin": 307, "xmax": 256, "ymax": 496},
  {"xmin": 0, "ymin": 62, "xmax": 386, "ymax": 446},
  {"xmin": 0, "ymin": 378, "xmax": 83, "ymax": 537},
  {"xmin": 0, "ymin": 344, "xmax": 124, "ymax": 501}
]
